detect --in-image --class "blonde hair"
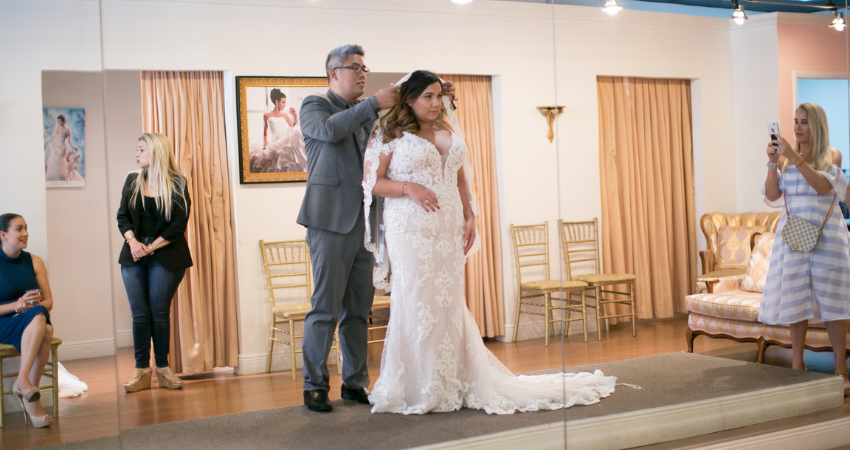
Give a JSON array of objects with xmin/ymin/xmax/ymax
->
[
  {"xmin": 380, "ymin": 71, "xmax": 453, "ymax": 144},
  {"xmin": 130, "ymin": 133, "xmax": 187, "ymax": 221},
  {"xmin": 783, "ymin": 102, "xmax": 832, "ymax": 171}
]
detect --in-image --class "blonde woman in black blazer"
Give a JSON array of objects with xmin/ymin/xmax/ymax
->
[{"xmin": 117, "ymin": 132, "xmax": 192, "ymax": 393}]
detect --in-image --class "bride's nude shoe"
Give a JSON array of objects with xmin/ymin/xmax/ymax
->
[
  {"xmin": 835, "ymin": 365, "xmax": 850, "ymax": 398},
  {"xmin": 14, "ymin": 391, "xmax": 52, "ymax": 428},
  {"xmin": 155, "ymin": 366, "xmax": 183, "ymax": 389},
  {"xmin": 124, "ymin": 367, "xmax": 152, "ymax": 393}
]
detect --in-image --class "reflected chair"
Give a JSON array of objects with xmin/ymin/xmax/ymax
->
[
  {"xmin": 559, "ymin": 218, "xmax": 636, "ymax": 340},
  {"xmin": 696, "ymin": 212, "xmax": 780, "ymax": 293},
  {"xmin": 260, "ymin": 240, "xmax": 340, "ymax": 380},
  {"xmin": 510, "ymin": 222, "xmax": 590, "ymax": 346},
  {"xmin": 0, "ymin": 338, "xmax": 61, "ymax": 427}
]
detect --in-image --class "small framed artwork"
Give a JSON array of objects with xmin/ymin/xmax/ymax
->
[
  {"xmin": 43, "ymin": 107, "xmax": 86, "ymax": 188},
  {"xmin": 236, "ymin": 76, "xmax": 328, "ymax": 183}
]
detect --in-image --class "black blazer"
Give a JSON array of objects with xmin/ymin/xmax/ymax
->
[{"xmin": 117, "ymin": 172, "xmax": 193, "ymax": 271}]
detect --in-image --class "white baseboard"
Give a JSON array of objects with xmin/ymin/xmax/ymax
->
[
  {"xmin": 115, "ymin": 329, "xmax": 133, "ymax": 348},
  {"xmin": 501, "ymin": 317, "xmax": 598, "ymax": 343},
  {"xmin": 56, "ymin": 337, "xmax": 116, "ymax": 361},
  {"xmin": 236, "ymin": 349, "xmax": 343, "ymax": 376}
]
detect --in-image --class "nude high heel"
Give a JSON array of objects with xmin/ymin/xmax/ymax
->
[
  {"xmin": 835, "ymin": 365, "xmax": 850, "ymax": 398},
  {"xmin": 155, "ymin": 366, "xmax": 183, "ymax": 389},
  {"xmin": 13, "ymin": 385, "xmax": 41, "ymax": 402},
  {"xmin": 124, "ymin": 367, "xmax": 152, "ymax": 393},
  {"xmin": 15, "ymin": 393, "xmax": 52, "ymax": 428}
]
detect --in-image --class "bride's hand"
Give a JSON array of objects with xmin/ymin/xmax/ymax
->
[
  {"xmin": 407, "ymin": 183, "xmax": 439, "ymax": 212},
  {"xmin": 463, "ymin": 216, "xmax": 476, "ymax": 255}
]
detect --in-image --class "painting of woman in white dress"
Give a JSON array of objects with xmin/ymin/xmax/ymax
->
[
  {"xmin": 237, "ymin": 77, "xmax": 328, "ymax": 183},
  {"xmin": 43, "ymin": 108, "xmax": 85, "ymax": 187}
]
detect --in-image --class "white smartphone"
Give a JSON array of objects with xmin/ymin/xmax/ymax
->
[{"xmin": 767, "ymin": 122, "xmax": 780, "ymax": 152}]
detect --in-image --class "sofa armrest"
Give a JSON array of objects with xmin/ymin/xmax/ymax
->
[
  {"xmin": 705, "ymin": 275, "xmax": 747, "ymax": 293},
  {"xmin": 700, "ymin": 250, "xmax": 716, "ymax": 275}
]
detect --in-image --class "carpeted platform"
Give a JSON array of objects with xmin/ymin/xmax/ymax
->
[{"xmin": 37, "ymin": 352, "xmax": 845, "ymax": 450}]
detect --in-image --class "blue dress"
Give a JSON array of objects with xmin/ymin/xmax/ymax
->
[{"xmin": 0, "ymin": 250, "xmax": 50, "ymax": 350}]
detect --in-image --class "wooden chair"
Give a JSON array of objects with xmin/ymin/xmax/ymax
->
[
  {"xmin": 0, "ymin": 338, "xmax": 61, "ymax": 427},
  {"xmin": 560, "ymin": 218, "xmax": 637, "ymax": 340},
  {"xmin": 510, "ymin": 222, "xmax": 590, "ymax": 346},
  {"xmin": 367, "ymin": 295, "xmax": 391, "ymax": 360},
  {"xmin": 260, "ymin": 240, "xmax": 340, "ymax": 380}
]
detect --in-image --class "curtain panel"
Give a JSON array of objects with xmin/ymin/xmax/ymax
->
[
  {"xmin": 141, "ymin": 71, "xmax": 240, "ymax": 374},
  {"xmin": 596, "ymin": 76, "xmax": 697, "ymax": 321}
]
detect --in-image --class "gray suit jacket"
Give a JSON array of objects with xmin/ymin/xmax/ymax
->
[{"xmin": 297, "ymin": 89, "xmax": 380, "ymax": 234}]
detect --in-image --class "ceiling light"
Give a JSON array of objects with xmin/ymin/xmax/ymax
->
[
  {"xmin": 732, "ymin": 3, "xmax": 748, "ymax": 25},
  {"xmin": 830, "ymin": 11, "xmax": 845, "ymax": 32},
  {"xmin": 602, "ymin": 0, "xmax": 623, "ymax": 14},
  {"xmin": 451, "ymin": 0, "xmax": 473, "ymax": 4}
]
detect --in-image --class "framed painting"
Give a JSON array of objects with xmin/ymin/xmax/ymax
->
[
  {"xmin": 236, "ymin": 76, "xmax": 328, "ymax": 183},
  {"xmin": 43, "ymin": 107, "xmax": 86, "ymax": 188}
]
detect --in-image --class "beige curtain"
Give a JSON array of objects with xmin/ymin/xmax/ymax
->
[
  {"xmin": 596, "ymin": 77, "xmax": 696, "ymax": 321},
  {"xmin": 440, "ymin": 75, "xmax": 505, "ymax": 337},
  {"xmin": 141, "ymin": 71, "xmax": 239, "ymax": 374}
]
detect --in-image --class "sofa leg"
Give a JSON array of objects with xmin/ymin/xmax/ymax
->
[
  {"xmin": 686, "ymin": 327, "xmax": 695, "ymax": 353},
  {"xmin": 757, "ymin": 337, "xmax": 767, "ymax": 364}
]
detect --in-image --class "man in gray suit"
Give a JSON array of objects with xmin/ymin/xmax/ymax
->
[{"xmin": 297, "ymin": 44, "xmax": 398, "ymax": 412}]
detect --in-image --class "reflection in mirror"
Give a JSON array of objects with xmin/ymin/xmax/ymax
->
[
  {"xmin": 551, "ymin": 0, "xmax": 850, "ymax": 447},
  {"xmin": 1, "ymin": 1, "xmax": 122, "ymax": 448}
]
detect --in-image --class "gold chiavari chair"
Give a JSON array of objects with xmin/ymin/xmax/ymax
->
[
  {"xmin": 259, "ymin": 239, "xmax": 340, "ymax": 380},
  {"xmin": 510, "ymin": 222, "xmax": 590, "ymax": 346},
  {"xmin": 559, "ymin": 218, "xmax": 637, "ymax": 340},
  {"xmin": 367, "ymin": 295, "xmax": 391, "ymax": 360}
]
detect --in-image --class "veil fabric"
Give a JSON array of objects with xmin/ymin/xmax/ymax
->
[{"xmin": 362, "ymin": 71, "xmax": 480, "ymax": 290}]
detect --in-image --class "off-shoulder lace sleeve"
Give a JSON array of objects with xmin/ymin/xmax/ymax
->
[{"xmin": 363, "ymin": 126, "xmax": 393, "ymax": 290}]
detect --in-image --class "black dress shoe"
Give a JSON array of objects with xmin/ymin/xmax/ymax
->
[
  {"xmin": 341, "ymin": 384, "xmax": 371, "ymax": 404},
  {"xmin": 304, "ymin": 389, "xmax": 332, "ymax": 412}
]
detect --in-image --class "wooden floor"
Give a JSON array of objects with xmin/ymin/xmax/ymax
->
[{"xmin": 2, "ymin": 316, "xmax": 848, "ymax": 449}]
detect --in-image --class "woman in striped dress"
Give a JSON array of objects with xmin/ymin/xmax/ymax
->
[{"xmin": 762, "ymin": 102, "xmax": 850, "ymax": 397}]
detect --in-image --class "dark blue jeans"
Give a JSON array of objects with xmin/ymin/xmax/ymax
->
[{"xmin": 121, "ymin": 260, "xmax": 185, "ymax": 369}]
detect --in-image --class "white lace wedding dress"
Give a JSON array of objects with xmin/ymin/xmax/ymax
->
[{"xmin": 363, "ymin": 127, "xmax": 617, "ymax": 415}]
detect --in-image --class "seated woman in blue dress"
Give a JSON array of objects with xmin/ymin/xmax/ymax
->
[{"xmin": 0, "ymin": 213, "xmax": 55, "ymax": 428}]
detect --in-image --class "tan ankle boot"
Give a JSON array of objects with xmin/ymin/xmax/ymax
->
[
  {"xmin": 835, "ymin": 366, "xmax": 850, "ymax": 398},
  {"xmin": 155, "ymin": 366, "xmax": 184, "ymax": 389},
  {"xmin": 124, "ymin": 367, "xmax": 152, "ymax": 393}
]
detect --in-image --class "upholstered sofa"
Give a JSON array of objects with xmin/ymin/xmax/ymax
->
[
  {"xmin": 685, "ymin": 232, "xmax": 850, "ymax": 362},
  {"xmin": 696, "ymin": 212, "xmax": 781, "ymax": 293}
]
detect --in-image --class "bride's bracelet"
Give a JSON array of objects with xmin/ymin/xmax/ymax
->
[{"xmin": 402, "ymin": 181, "xmax": 408, "ymax": 196}]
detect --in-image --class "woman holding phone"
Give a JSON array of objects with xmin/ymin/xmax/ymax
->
[
  {"xmin": 117, "ymin": 132, "xmax": 192, "ymax": 393},
  {"xmin": 762, "ymin": 102, "xmax": 850, "ymax": 397},
  {"xmin": 0, "ymin": 213, "xmax": 55, "ymax": 427}
]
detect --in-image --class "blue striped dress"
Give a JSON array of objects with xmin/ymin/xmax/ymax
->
[{"xmin": 760, "ymin": 164, "xmax": 850, "ymax": 325}]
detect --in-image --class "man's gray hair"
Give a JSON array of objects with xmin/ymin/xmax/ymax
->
[{"xmin": 326, "ymin": 44, "xmax": 365, "ymax": 75}]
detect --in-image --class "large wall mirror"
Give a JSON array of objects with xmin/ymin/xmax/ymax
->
[{"xmin": 4, "ymin": 0, "xmax": 849, "ymax": 449}]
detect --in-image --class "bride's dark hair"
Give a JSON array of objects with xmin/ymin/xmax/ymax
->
[{"xmin": 380, "ymin": 70, "xmax": 452, "ymax": 144}]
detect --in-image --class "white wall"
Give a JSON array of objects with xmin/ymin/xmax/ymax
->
[
  {"xmin": 42, "ymin": 71, "xmax": 117, "ymax": 360},
  {"xmin": 731, "ymin": 14, "xmax": 781, "ymax": 214}
]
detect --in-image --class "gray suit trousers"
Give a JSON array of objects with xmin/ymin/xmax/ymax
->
[{"xmin": 302, "ymin": 213, "xmax": 375, "ymax": 391}]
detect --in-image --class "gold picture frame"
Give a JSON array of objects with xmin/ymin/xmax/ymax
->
[{"xmin": 236, "ymin": 76, "xmax": 328, "ymax": 183}]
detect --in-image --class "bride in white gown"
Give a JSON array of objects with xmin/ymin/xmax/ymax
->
[
  {"xmin": 44, "ymin": 114, "xmax": 77, "ymax": 181},
  {"xmin": 363, "ymin": 71, "xmax": 617, "ymax": 415},
  {"xmin": 249, "ymin": 89, "xmax": 308, "ymax": 173}
]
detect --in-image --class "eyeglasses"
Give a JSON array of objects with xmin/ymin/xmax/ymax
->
[{"xmin": 333, "ymin": 65, "xmax": 370, "ymax": 75}]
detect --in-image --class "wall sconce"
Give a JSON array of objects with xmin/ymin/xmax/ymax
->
[{"xmin": 537, "ymin": 106, "xmax": 565, "ymax": 143}]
